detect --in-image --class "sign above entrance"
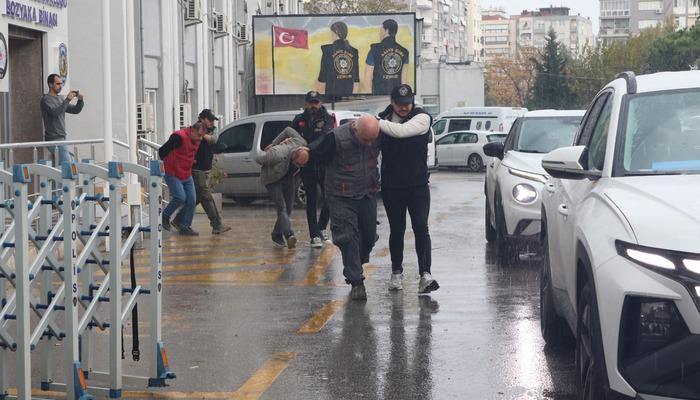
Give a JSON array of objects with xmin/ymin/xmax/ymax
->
[
  {"xmin": 4, "ymin": 0, "xmax": 66, "ymax": 29},
  {"xmin": 0, "ymin": 33, "xmax": 7, "ymax": 80}
]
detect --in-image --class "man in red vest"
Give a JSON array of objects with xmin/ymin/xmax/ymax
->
[{"xmin": 158, "ymin": 122, "xmax": 207, "ymax": 236}]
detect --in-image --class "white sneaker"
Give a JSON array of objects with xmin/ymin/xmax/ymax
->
[
  {"xmin": 321, "ymin": 230, "xmax": 331, "ymax": 243},
  {"xmin": 418, "ymin": 273, "xmax": 440, "ymax": 294},
  {"xmin": 388, "ymin": 272, "xmax": 403, "ymax": 291},
  {"xmin": 310, "ymin": 237, "xmax": 323, "ymax": 248}
]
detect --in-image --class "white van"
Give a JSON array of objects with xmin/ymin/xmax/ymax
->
[
  {"xmin": 432, "ymin": 107, "xmax": 527, "ymax": 137},
  {"xmin": 213, "ymin": 110, "xmax": 435, "ymax": 204}
]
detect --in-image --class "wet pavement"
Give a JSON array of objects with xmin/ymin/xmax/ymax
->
[{"xmin": 20, "ymin": 170, "xmax": 578, "ymax": 399}]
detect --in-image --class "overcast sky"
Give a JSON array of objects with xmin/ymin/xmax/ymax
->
[{"xmin": 481, "ymin": 0, "xmax": 600, "ymax": 32}]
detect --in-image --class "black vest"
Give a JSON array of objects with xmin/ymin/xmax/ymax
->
[
  {"xmin": 368, "ymin": 37, "xmax": 409, "ymax": 95},
  {"xmin": 325, "ymin": 124, "xmax": 381, "ymax": 199},
  {"xmin": 318, "ymin": 40, "xmax": 359, "ymax": 98},
  {"xmin": 379, "ymin": 106, "xmax": 432, "ymax": 190}
]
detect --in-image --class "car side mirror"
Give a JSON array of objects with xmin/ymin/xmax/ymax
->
[
  {"xmin": 541, "ymin": 146, "xmax": 601, "ymax": 180},
  {"xmin": 483, "ymin": 141, "xmax": 504, "ymax": 160}
]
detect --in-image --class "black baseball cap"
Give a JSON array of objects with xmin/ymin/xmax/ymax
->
[
  {"xmin": 305, "ymin": 90, "xmax": 322, "ymax": 103},
  {"xmin": 198, "ymin": 109, "xmax": 219, "ymax": 121},
  {"xmin": 391, "ymin": 84, "xmax": 415, "ymax": 105}
]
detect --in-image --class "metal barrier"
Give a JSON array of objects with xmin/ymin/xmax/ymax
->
[{"xmin": 0, "ymin": 159, "xmax": 174, "ymax": 399}]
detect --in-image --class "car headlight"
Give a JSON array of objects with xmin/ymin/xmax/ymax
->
[
  {"xmin": 512, "ymin": 183, "xmax": 537, "ymax": 204},
  {"xmin": 508, "ymin": 167, "xmax": 548, "ymax": 184},
  {"xmin": 616, "ymin": 240, "xmax": 700, "ymax": 306}
]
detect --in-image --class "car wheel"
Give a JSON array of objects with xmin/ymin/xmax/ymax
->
[
  {"xmin": 495, "ymin": 192, "xmax": 518, "ymax": 264},
  {"xmin": 485, "ymin": 193, "xmax": 496, "ymax": 243},
  {"xmin": 468, "ymin": 154, "xmax": 483, "ymax": 172},
  {"xmin": 540, "ymin": 218, "xmax": 573, "ymax": 347},
  {"xmin": 576, "ymin": 281, "xmax": 608, "ymax": 400}
]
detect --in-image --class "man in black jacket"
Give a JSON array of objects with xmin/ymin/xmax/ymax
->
[
  {"xmin": 292, "ymin": 91, "xmax": 335, "ymax": 248},
  {"xmin": 378, "ymin": 84, "xmax": 439, "ymax": 294},
  {"xmin": 173, "ymin": 109, "xmax": 231, "ymax": 234}
]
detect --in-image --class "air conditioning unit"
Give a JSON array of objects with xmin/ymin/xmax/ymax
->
[
  {"xmin": 136, "ymin": 103, "xmax": 155, "ymax": 133},
  {"xmin": 237, "ymin": 24, "xmax": 248, "ymax": 41},
  {"xmin": 178, "ymin": 103, "xmax": 192, "ymax": 128},
  {"xmin": 213, "ymin": 11, "xmax": 227, "ymax": 35},
  {"xmin": 185, "ymin": 0, "xmax": 202, "ymax": 25}
]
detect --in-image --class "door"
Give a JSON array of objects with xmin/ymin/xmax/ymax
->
[
  {"xmin": 436, "ymin": 132, "xmax": 459, "ymax": 165},
  {"xmin": 214, "ymin": 122, "xmax": 257, "ymax": 196},
  {"xmin": 254, "ymin": 120, "xmax": 293, "ymax": 193}
]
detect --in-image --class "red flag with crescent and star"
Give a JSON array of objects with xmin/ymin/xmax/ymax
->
[{"xmin": 273, "ymin": 26, "xmax": 308, "ymax": 49}]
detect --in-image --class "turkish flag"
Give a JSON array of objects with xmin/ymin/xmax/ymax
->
[{"xmin": 273, "ymin": 26, "xmax": 308, "ymax": 49}]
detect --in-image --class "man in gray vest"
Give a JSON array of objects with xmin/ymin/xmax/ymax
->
[
  {"xmin": 256, "ymin": 127, "xmax": 308, "ymax": 249},
  {"xmin": 300, "ymin": 115, "xmax": 381, "ymax": 300}
]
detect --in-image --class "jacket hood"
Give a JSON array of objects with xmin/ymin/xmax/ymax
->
[{"xmin": 605, "ymin": 175, "xmax": 700, "ymax": 253}]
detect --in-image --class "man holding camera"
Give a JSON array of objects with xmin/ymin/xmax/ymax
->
[{"xmin": 40, "ymin": 73, "xmax": 84, "ymax": 165}]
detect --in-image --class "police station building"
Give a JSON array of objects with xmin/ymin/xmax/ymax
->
[{"xmin": 1, "ymin": 0, "xmax": 249, "ymax": 164}]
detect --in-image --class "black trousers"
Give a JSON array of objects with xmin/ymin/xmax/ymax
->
[
  {"xmin": 301, "ymin": 167, "xmax": 329, "ymax": 239},
  {"xmin": 328, "ymin": 195, "xmax": 377, "ymax": 285},
  {"xmin": 382, "ymin": 184, "xmax": 432, "ymax": 276}
]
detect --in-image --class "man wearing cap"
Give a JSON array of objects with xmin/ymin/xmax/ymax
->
[
  {"xmin": 173, "ymin": 109, "xmax": 231, "ymax": 234},
  {"xmin": 158, "ymin": 122, "xmax": 208, "ymax": 236},
  {"xmin": 378, "ymin": 84, "xmax": 439, "ymax": 294},
  {"xmin": 292, "ymin": 91, "xmax": 335, "ymax": 248}
]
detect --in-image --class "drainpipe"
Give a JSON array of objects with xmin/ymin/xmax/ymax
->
[
  {"xmin": 102, "ymin": 0, "xmax": 113, "ymax": 162},
  {"xmin": 125, "ymin": 0, "xmax": 137, "ymax": 167}
]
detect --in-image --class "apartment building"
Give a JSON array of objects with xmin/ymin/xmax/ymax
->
[
  {"xmin": 599, "ymin": 0, "xmax": 699, "ymax": 45},
  {"xmin": 481, "ymin": 8, "xmax": 517, "ymax": 62},
  {"xmin": 515, "ymin": 7, "xmax": 593, "ymax": 58},
  {"xmin": 416, "ymin": 0, "xmax": 483, "ymax": 63}
]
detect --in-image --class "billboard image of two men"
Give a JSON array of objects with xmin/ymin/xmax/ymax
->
[{"xmin": 254, "ymin": 13, "xmax": 415, "ymax": 97}]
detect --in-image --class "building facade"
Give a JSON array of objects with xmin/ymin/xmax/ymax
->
[
  {"xmin": 415, "ymin": 0, "xmax": 482, "ymax": 63},
  {"xmin": 599, "ymin": 0, "xmax": 699, "ymax": 45},
  {"xmin": 481, "ymin": 8, "xmax": 517, "ymax": 62},
  {"xmin": 515, "ymin": 7, "xmax": 593, "ymax": 58}
]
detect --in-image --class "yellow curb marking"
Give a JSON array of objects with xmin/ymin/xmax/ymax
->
[
  {"xmin": 230, "ymin": 352, "xmax": 298, "ymax": 400},
  {"xmin": 297, "ymin": 300, "xmax": 345, "ymax": 334},
  {"xmin": 166, "ymin": 268, "xmax": 285, "ymax": 283},
  {"xmin": 132, "ymin": 256, "xmax": 294, "ymax": 273},
  {"xmin": 303, "ymin": 245, "xmax": 338, "ymax": 285}
]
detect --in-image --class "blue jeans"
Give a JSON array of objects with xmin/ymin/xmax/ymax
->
[
  {"xmin": 163, "ymin": 174, "xmax": 196, "ymax": 229},
  {"xmin": 47, "ymin": 143, "xmax": 71, "ymax": 167}
]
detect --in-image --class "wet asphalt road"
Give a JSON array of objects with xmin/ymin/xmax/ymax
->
[{"xmin": 18, "ymin": 170, "xmax": 578, "ymax": 399}]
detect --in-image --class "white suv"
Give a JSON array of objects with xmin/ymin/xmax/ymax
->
[
  {"xmin": 540, "ymin": 71, "xmax": 700, "ymax": 399},
  {"xmin": 483, "ymin": 110, "xmax": 584, "ymax": 259}
]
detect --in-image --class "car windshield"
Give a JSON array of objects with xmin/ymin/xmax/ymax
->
[
  {"xmin": 487, "ymin": 134, "xmax": 507, "ymax": 143},
  {"xmin": 513, "ymin": 117, "xmax": 581, "ymax": 153},
  {"xmin": 621, "ymin": 89, "xmax": 700, "ymax": 175}
]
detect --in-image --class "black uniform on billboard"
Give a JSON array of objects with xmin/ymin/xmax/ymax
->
[
  {"xmin": 318, "ymin": 40, "xmax": 359, "ymax": 98},
  {"xmin": 365, "ymin": 19, "xmax": 410, "ymax": 95}
]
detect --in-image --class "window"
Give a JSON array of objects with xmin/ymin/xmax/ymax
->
[
  {"xmin": 587, "ymin": 98, "xmax": 613, "ymax": 171},
  {"xmin": 487, "ymin": 134, "xmax": 507, "ymax": 143},
  {"xmin": 432, "ymin": 119, "xmax": 447, "ymax": 136},
  {"xmin": 218, "ymin": 123, "xmax": 255, "ymax": 153},
  {"xmin": 448, "ymin": 119, "xmax": 471, "ymax": 132},
  {"xmin": 638, "ymin": 20, "xmax": 661, "ymax": 30},
  {"xmin": 638, "ymin": 1, "xmax": 662, "ymax": 10},
  {"xmin": 464, "ymin": 133, "xmax": 478, "ymax": 143},
  {"xmin": 437, "ymin": 134, "xmax": 457, "ymax": 145},
  {"xmin": 485, "ymin": 121, "xmax": 492, "ymax": 130},
  {"xmin": 475, "ymin": 121, "xmax": 483, "ymax": 130},
  {"xmin": 260, "ymin": 120, "xmax": 292, "ymax": 150}
]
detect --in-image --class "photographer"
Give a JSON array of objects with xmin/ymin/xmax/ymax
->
[{"xmin": 40, "ymin": 74, "xmax": 84, "ymax": 165}]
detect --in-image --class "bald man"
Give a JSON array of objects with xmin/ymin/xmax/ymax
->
[
  {"xmin": 305, "ymin": 115, "xmax": 381, "ymax": 300},
  {"xmin": 256, "ymin": 127, "xmax": 308, "ymax": 249}
]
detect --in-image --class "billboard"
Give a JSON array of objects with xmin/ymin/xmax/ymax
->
[{"xmin": 253, "ymin": 13, "xmax": 416, "ymax": 97}]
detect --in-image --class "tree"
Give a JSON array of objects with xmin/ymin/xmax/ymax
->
[
  {"xmin": 529, "ymin": 29, "xmax": 574, "ymax": 109},
  {"xmin": 485, "ymin": 50, "xmax": 536, "ymax": 107},
  {"xmin": 304, "ymin": 0, "xmax": 406, "ymax": 14},
  {"xmin": 646, "ymin": 23, "xmax": 700, "ymax": 72}
]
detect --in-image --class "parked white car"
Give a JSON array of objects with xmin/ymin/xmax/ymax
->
[
  {"xmin": 435, "ymin": 130, "xmax": 506, "ymax": 172},
  {"xmin": 432, "ymin": 107, "xmax": 527, "ymax": 137},
  {"xmin": 539, "ymin": 71, "xmax": 700, "ymax": 400},
  {"xmin": 482, "ymin": 110, "xmax": 584, "ymax": 257}
]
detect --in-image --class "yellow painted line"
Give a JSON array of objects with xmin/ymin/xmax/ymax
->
[
  {"xmin": 9, "ymin": 389, "xmax": 236, "ymax": 399},
  {"xmin": 166, "ymin": 268, "xmax": 285, "ymax": 283},
  {"xmin": 230, "ymin": 352, "xmax": 297, "ymax": 400},
  {"xmin": 297, "ymin": 300, "xmax": 345, "ymax": 334},
  {"xmin": 131, "ymin": 255, "xmax": 295, "ymax": 273},
  {"xmin": 303, "ymin": 245, "xmax": 338, "ymax": 285},
  {"xmin": 372, "ymin": 247, "xmax": 390, "ymax": 258},
  {"xmin": 135, "ymin": 250, "xmax": 284, "ymax": 263}
]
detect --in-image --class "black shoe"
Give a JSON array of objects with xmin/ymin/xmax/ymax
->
[
  {"xmin": 350, "ymin": 283, "xmax": 367, "ymax": 301},
  {"xmin": 162, "ymin": 216, "xmax": 171, "ymax": 231},
  {"xmin": 212, "ymin": 225, "xmax": 232, "ymax": 234},
  {"xmin": 178, "ymin": 227, "xmax": 199, "ymax": 236},
  {"xmin": 171, "ymin": 218, "xmax": 184, "ymax": 232},
  {"xmin": 272, "ymin": 234, "xmax": 285, "ymax": 248}
]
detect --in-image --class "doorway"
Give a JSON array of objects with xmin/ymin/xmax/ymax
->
[{"xmin": 8, "ymin": 25, "xmax": 43, "ymax": 164}]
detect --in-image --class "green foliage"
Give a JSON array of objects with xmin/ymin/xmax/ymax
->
[
  {"xmin": 646, "ymin": 23, "xmax": 700, "ymax": 72},
  {"xmin": 529, "ymin": 29, "xmax": 575, "ymax": 109},
  {"xmin": 305, "ymin": 0, "xmax": 406, "ymax": 14}
]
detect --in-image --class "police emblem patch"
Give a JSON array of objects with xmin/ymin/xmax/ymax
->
[
  {"xmin": 333, "ymin": 51, "xmax": 354, "ymax": 76},
  {"xmin": 381, "ymin": 49, "xmax": 403, "ymax": 75},
  {"xmin": 399, "ymin": 86, "xmax": 409, "ymax": 96}
]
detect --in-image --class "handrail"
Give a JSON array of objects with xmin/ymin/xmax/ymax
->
[
  {"xmin": 113, "ymin": 139, "xmax": 131, "ymax": 149},
  {"xmin": 138, "ymin": 138, "xmax": 161, "ymax": 150},
  {"xmin": 0, "ymin": 138, "xmax": 104, "ymax": 150}
]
